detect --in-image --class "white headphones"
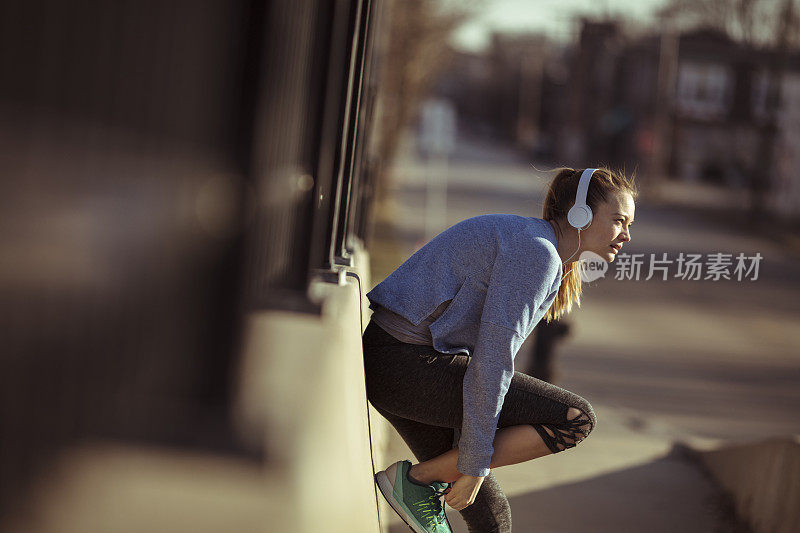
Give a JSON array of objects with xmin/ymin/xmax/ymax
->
[
  {"xmin": 567, "ymin": 168, "xmax": 596, "ymax": 230},
  {"xmin": 558, "ymin": 168, "xmax": 596, "ymax": 279}
]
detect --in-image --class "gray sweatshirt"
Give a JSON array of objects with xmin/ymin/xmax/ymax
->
[{"xmin": 366, "ymin": 214, "xmax": 562, "ymax": 476}]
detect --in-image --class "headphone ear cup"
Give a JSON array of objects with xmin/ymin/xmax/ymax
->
[
  {"xmin": 581, "ymin": 207, "xmax": 593, "ymax": 229},
  {"xmin": 568, "ymin": 205, "xmax": 593, "ymax": 230}
]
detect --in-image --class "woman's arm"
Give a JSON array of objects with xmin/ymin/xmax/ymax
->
[{"xmin": 456, "ymin": 238, "xmax": 561, "ymax": 478}]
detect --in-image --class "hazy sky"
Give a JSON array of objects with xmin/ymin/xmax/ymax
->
[{"xmin": 451, "ymin": 0, "xmax": 670, "ymax": 51}]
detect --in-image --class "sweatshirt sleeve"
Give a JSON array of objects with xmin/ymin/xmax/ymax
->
[{"xmin": 456, "ymin": 238, "xmax": 560, "ymax": 477}]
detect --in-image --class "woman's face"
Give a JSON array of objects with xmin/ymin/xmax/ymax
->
[{"xmin": 583, "ymin": 190, "xmax": 635, "ymax": 262}]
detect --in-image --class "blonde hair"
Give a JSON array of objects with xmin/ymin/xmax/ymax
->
[{"xmin": 541, "ymin": 167, "xmax": 638, "ymax": 323}]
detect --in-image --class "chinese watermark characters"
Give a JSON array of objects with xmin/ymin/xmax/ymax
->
[{"xmin": 577, "ymin": 251, "xmax": 763, "ymax": 282}]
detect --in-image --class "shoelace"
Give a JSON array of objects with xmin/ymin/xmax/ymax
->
[
  {"xmin": 413, "ymin": 484, "xmax": 450, "ymax": 527},
  {"xmin": 432, "ymin": 485, "xmax": 450, "ymax": 525}
]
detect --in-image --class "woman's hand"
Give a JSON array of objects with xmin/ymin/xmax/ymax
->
[{"xmin": 443, "ymin": 474, "xmax": 484, "ymax": 511}]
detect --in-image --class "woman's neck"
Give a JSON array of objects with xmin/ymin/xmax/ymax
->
[{"xmin": 547, "ymin": 219, "xmax": 581, "ymax": 264}]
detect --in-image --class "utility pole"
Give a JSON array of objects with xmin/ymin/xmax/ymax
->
[
  {"xmin": 750, "ymin": 0, "xmax": 793, "ymax": 222},
  {"xmin": 651, "ymin": 13, "xmax": 679, "ymax": 185}
]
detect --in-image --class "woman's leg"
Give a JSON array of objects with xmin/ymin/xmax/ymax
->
[
  {"xmin": 405, "ymin": 406, "xmax": 590, "ymax": 496},
  {"xmin": 372, "ymin": 403, "xmax": 455, "ymax": 464},
  {"xmin": 362, "ymin": 320, "xmax": 596, "ymax": 484},
  {"xmin": 456, "ymin": 473, "xmax": 512, "ymax": 533},
  {"xmin": 407, "ymin": 422, "xmax": 563, "ymax": 485},
  {"xmin": 372, "ymin": 403, "xmax": 512, "ymax": 532}
]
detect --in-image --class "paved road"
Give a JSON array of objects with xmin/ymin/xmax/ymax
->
[{"xmin": 375, "ymin": 132, "xmax": 799, "ymax": 532}]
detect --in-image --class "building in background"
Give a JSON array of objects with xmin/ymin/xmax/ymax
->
[{"xmin": 431, "ymin": 18, "xmax": 800, "ymax": 221}]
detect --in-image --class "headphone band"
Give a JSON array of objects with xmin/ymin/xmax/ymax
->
[{"xmin": 575, "ymin": 168, "xmax": 596, "ymax": 207}]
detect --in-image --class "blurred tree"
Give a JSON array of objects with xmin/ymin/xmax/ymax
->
[
  {"xmin": 657, "ymin": 0, "xmax": 799, "ymax": 49},
  {"xmin": 368, "ymin": 1, "xmax": 477, "ymax": 226}
]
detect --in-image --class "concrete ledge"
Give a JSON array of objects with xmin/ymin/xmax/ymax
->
[
  {"xmin": 9, "ymin": 239, "xmax": 383, "ymax": 533},
  {"xmin": 234, "ymin": 239, "xmax": 380, "ymax": 532},
  {"xmin": 688, "ymin": 435, "xmax": 800, "ymax": 533}
]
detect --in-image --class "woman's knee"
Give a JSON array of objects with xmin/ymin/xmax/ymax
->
[
  {"xmin": 565, "ymin": 405, "xmax": 595, "ymax": 446},
  {"xmin": 532, "ymin": 399, "xmax": 596, "ymax": 454},
  {"xmin": 569, "ymin": 394, "xmax": 597, "ymax": 430}
]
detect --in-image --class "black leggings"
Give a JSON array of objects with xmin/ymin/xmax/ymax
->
[{"xmin": 362, "ymin": 320, "xmax": 597, "ymax": 533}]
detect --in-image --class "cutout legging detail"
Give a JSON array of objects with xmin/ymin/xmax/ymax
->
[{"xmin": 362, "ymin": 320, "xmax": 597, "ymax": 533}]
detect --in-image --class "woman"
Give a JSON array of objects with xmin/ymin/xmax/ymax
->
[{"xmin": 363, "ymin": 167, "xmax": 637, "ymax": 532}]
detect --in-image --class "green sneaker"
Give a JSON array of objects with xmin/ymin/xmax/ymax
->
[{"xmin": 375, "ymin": 460, "xmax": 453, "ymax": 533}]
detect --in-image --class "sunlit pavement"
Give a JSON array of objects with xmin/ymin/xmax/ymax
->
[{"xmin": 376, "ymin": 131, "xmax": 799, "ymax": 532}]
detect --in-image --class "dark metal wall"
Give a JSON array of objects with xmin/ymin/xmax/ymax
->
[
  {"xmin": 243, "ymin": 0, "xmax": 378, "ymax": 306},
  {"xmin": 0, "ymin": 0, "xmax": 381, "ymax": 520}
]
